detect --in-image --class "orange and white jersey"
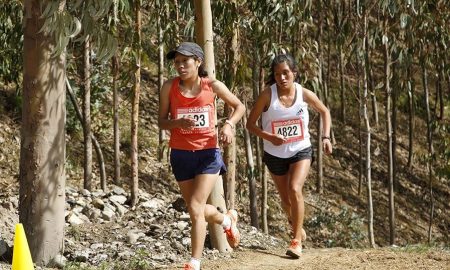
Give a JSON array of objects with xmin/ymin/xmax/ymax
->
[{"xmin": 169, "ymin": 77, "xmax": 218, "ymax": 150}]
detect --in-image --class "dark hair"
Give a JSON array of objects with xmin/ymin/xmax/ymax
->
[
  {"xmin": 266, "ymin": 54, "xmax": 299, "ymax": 86},
  {"xmin": 197, "ymin": 59, "xmax": 208, "ymax": 78}
]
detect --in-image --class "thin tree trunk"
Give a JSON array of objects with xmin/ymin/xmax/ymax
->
[
  {"xmin": 194, "ymin": 0, "xmax": 230, "ymax": 252},
  {"xmin": 66, "ymin": 78, "xmax": 106, "ymax": 190},
  {"xmin": 20, "ymin": 0, "xmax": 66, "ymax": 264},
  {"xmin": 252, "ymin": 49, "xmax": 262, "ymax": 182},
  {"xmin": 421, "ymin": 54, "xmax": 434, "ymax": 244},
  {"xmin": 223, "ymin": 10, "xmax": 239, "ymax": 209},
  {"xmin": 258, "ymin": 59, "xmax": 267, "ymax": 232},
  {"xmin": 406, "ymin": 63, "xmax": 415, "ymax": 168},
  {"xmin": 316, "ymin": 0, "xmax": 324, "ymax": 194},
  {"xmin": 392, "ymin": 63, "xmax": 398, "ymax": 191},
  {"xmin": 243, "ymin": 104, "xmax": 259, "ymax": 228},
  {"xmin": 83, "ymin": 36, "xmax": 93, "ymax": 191},
  {"xmin": 262, "ymin": 165, "xmax": 268, "ymax": 234},
  {"xmin": 157, "ymin": 11, "xmax": 167, "ymax": 162},
  {"xmin": 357, "ymin": 53, "xmax": 363, "ymax": 196},
  {"xmin": 368, "ymin": 48, "xmax": 379, "ymax": 127},
  {"xmin": 112, "ymin": 53, "xmax": 121, "ymax": 184},
  {"xmin": 363, "ymin": 11, "xmax": 375, "ymax": 248},
  {"xmin": 383, "ymin": 23, "xmax": 395, "ymax": 245},
  {"xmin": 338, "ymin": 44, "xmax": 345, "ymax": 122},
  {"xmin": 130, "ymin": 0, "xmax": 142, "ymax": 207}
]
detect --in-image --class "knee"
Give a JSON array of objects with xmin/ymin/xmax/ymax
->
[
  {"xmin": 187, "ymin": 202, "xmax": 206, "ymax": 223},
  {"xmin": 289, "ymin": 185, "xmax": 304, "ymax": 200}
]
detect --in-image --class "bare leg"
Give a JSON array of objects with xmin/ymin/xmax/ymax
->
[
  {"xmin": 288, "ymin": 159, "xmax": 311, "ymax": 242},
  {"xmin": 178, "ymin": 173, "xmax": 224, "ymax": 259},
  {"xmin": 270, "ymin": 173, "xmax": 292, "ymax": 222}
]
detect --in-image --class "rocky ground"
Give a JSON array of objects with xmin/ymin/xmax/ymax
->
[{"xmin": 0, "ymin": 81, "xmax": 449, "ymax": 269}]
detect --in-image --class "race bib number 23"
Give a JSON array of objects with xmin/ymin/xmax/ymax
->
[{"xmin": 176, "ymin": 106, "xmax": 211, "ymax": 133}]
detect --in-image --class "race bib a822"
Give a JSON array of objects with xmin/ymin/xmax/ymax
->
[{"xmin": 271, "ymin": 118, "xmax": 304, "ymax": 143}]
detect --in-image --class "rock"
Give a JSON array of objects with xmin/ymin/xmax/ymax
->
[{"xmin": 109, "ymin": 195, "xmax": 127, "ymax": 205}]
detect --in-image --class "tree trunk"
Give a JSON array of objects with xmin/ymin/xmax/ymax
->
[
  {"xmin": 243, "ymin": 101, "xmax": 259, "ymax": 228},
  {"xmin": 112, "ymin": 0, "xmax": 121, "ymax": 185},
  {"xmin": 130, "ymin": 0, "xmax": 142, "ymax": 207},
  {"xmin": 194, "ymin": 0, "xmax": 231, "ymax": 252},
  {"xmin": 112, "ymin": 53, "xmax": 121, "ymax": 185},
  {"xmin": 357, "ymin": 52, "xmax": 363, "ymax": 196},
  {"xmin": 223, "ymin": 103, "xmax": 236, "ymax": 209},
  {"xmin": 20, "ymin": 0, "xmax": 66, "ymax": 265},
  {"xmin": 363, "ymin": 11, "xmax": 375, "ymax": 248},
  {"xmin": 66, "ymin": 78, "xmax": 106, "ymax": 191},
  {"xmin": 392, "ymin": 63, "xmax": 398, "ymax": 192},
  {"xmin": 316, "ymin": 1, "xmax": 324, "ymax": 194},
  {"xmin": 338, "ymin": 44, "xmax": 346, "ymax": 122},
  {"xmin": 83, "ymin": 36, "xmax": 93, "ymax": 191},
  {"xmin": 383, "ymin": 24, "xmax": 395, "ymax": 245},
  {"xmin": 368, "ymin": 47, "xmax": 379, "ymax": 127},
  {"xmin": 262, "ymin": 165, "xmax": 269, "ymax": 234},
  {"xmin": 406, "ymin": 63, "xmax": 415, "ymax": 168},
  {"xmin": 223, "ymin": 9, "xmax": 239, "ymax": 209},
  {"xmin": 157, "ymin": 11, "xmax": 167, "ymax": 162},
  {"xmin": 252, "ymin": 49, "xmax": 262, "ymax": 182},
  {"xmin": 421, "ymin": 53, "xmax": 434, "ymax": 244}
]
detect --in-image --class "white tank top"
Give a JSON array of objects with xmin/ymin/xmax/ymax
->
[{"xmin": 261, "ymin": 83, "xmax": 311, "ymax": 158}]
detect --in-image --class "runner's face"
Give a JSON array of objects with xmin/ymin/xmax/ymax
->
[
  {"xmin": 174, "ymin": 54, "xmax": 200, "ymax": 79},
  {"xmin": 274, "ymin": 62, "xmax": 296, "ymax": 89}
]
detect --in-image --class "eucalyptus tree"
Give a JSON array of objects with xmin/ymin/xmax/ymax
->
[
  {"xmin": 380, "ymin": 0, "xmax": 395, "ymax": 245},
  {"xmin": 130, "ymin": 0, "xmax": 142, "ymax": 207},
  {"xmin": 193, "ymin": 0, "xmax": 231, "ymax": 253},
  {"xmin": 358, "ymin": 0, "xmax": 375, "ymax": 248},
  {"xmin": 211, "ymin": 0, "xmax": 241, "ymax": 213},
  {"xmin": 20, "ymin": 0, "xmax": 67, "ymax": 265}
]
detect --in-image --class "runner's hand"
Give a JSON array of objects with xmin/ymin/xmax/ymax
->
[
  {"xmin": 323, "ymin": 139, "xmax": 333, "ymax": 155},
  {"xmin": 177, "ymin": 117, "xmax": 196, "ymax": 130},
  {"xmin": 270, "ymin": 134, "xmax": 287, "ymax": 146},
  {"xmin": 220, "ymin": 124, "xmax": 234, "ymax": 145}
]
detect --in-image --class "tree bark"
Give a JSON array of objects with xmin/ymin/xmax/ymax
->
[
  {"xmin": 157, "ymin": 10, "xmax": 167, "ymax": 162},
  {"xmin": 194, "ymin": 0, "xmax": 231, "ymax": 252},
  {"xmin": 243, "ymin": 101, "xmax": 259, "ymax": 228},
  {"xmin": 83, "ymin": 36, "xmax": 93, "ymax": 191},
  {"xmin": 383, "ymin": 22, "xmax": 395, "ymax": 245},
  {"xmin": 130, "ymin": 0, "xmax": 142, "ymax": 207},
  {"xmin": 362, "ymin": 10, "xmax": 375, "ymax": 248},
  {"xmin": 316, "ymin": 0, "xmax": 324, "ymax": 194},
  {"xmin": 20, "ymin": 0, "xmax": 66, "ymax": 265},
  {"xmin": 406, "ymin": 63, "xmax": 415, "ymax": 168},
  {"xmin": 112, "ymin": 53, "xmax": 121, "ymax": 185},
  {"xmin": 421, "ymin": 52, "xmax": 434, "ymax": 244}
]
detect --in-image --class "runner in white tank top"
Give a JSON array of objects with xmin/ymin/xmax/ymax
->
[
  {"xmin": 246, "ymin": 54, "xmax": 332, "ymax": 259},
  {"xmin": 262, "ymin": 82, "xmax": 311, "ymax": 158}
]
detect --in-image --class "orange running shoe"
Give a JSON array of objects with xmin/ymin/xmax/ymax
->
[
  {"xmin": 183, "ymin": 263, "xmax": 196, "ymax": 270},
  {"xmin": 286, "ymin": 239, "xmax": 302, "ymax": 258},
  {"xmin": 288, "ymin": 220, "xmax": 307, "ymax": 241},
  {"xmin": 224, "ymin": 209, "xmax": 240, "ymax": 248}
]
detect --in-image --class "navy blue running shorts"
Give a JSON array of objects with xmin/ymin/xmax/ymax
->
[
  {"xmin": 170, "ymin": 148, "xmax": 227, "ymax": 182},
  {"xmin": 263, "ymin": 147, "xmax": 314, "ymax": 176}
]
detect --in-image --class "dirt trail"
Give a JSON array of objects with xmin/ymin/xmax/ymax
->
[{"xmin": 190, "ymin": 247, "xmax": 450, "ymax": 270}]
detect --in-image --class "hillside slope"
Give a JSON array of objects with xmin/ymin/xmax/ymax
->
[{"xmin": 0, "ymin": 78, "xmax": 449, "ymax": 269}]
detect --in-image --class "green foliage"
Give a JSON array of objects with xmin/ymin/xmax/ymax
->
[
  {"xmin": 0, "ymin": 1, "xmax": 23, "ymax": 85},
  {"xmin": 306, "ymin": 205, "xmax": 366, "ymax": 248}
]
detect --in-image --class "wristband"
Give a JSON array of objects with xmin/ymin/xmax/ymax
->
[
  {"xmin": 322, "ymin": 136, "xmax": 330, "ymax": 141},
  {"xmin": 225, "ymin": 119, "xmax": 235, "ymax": 129}
]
